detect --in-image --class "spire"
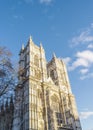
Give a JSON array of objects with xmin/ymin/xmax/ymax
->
[
  {"xmin": 19, "ymin": 43, "xmax": 24, "ymax": 55},
  {"xmin": 61, "ymin": 59, "xmax": 66, "ymax": 66},
  {"xmin": 22, "ymin": 44, "xmax": 24, "ymax": 50},
  {"xmin": 40, "ymin": 42, "xmax": 44, "ymax": 50},
  {"xmin": 40, "ymin": 42, "xmax": 43, "ymax": 48},
  {"xmin": 53, "ymin": 52, "xmax": 57, "ymax": 59},
  {"xmin": 28, "ymin": 35, "xmax": 33, "ymax": 43}
]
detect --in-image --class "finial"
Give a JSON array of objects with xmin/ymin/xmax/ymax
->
[
  {"xmin": 53, "ymin": 52, "xmax": 56, "ymax": 59},
  {"xmin": 29, "ymin": 35, "xmax": 33, "ymax": 43},
  {"xmin": 40, "ymin": 42, "xmax": 43, "ymax": 49},
  {"xmin": 61, "ymin": 59, "xmax": 65, "ymax": 65},
  {"xmin": 40, "ymin": 42, "xmax": 42, "ymax": 47},
  {"xmin": 22, "ymin": 44, "xmax": 24, "ymax": 50}
]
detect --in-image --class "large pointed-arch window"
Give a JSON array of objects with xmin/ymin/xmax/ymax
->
[
  {"xmin": 51, "ymin": 94, "xmax": 59, "ymax": 112},
  {"xmin": 51, "ymin": 94, "xmax": 63, "ymax": 126}
]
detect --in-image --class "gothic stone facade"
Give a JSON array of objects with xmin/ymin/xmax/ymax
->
[{"xmin": 12, "ymin": 37, "xmax": 82, "ymax": 130}]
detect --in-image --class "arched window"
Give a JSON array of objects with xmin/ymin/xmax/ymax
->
[
  {"xmin": 51, "ymin": 94, "xmax": 63, "ymax": 126},
  {"xmin": 51, "ymin": 94, "xmax": 59, "ymax": 112}
]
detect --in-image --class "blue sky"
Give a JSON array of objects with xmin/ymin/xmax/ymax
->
[{"xmin": 0, "ymin": 0, "xmax": 93, "ymax": 129}]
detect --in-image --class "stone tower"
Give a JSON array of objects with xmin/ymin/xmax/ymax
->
[{"xmin": 12, "ymin": 37, "xmax": 82, "ymax": 130}]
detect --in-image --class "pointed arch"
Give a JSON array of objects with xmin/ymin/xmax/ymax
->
[{"xmin": 50, "ymin": 94, "xmax": 60, "ymax": 112}]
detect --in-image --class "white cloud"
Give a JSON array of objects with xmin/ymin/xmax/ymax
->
[
  {"xmin": 79, "ymin": 68, "xmax": 89, "ymax": 74},
  {"xmin": 80, "ymin": 111, "xmax": 93, "ymax": 119},
  {"xmin": 80, "ymin": 72, "xmax": 93, "ymax": 80},
  {"xmin": 72, "ymin": 31, "xmax": 93, "ymax": 45},
  {"xmin": 70, "ymin": 23, "xmax": 93, "ymax": 47},
  {"xmin": 91, "ymin": 23, "xmax": 93, "ymax": 28},
  {"xmin": 65, "ymin": 50, "xmax": 93, "ymax": 79},
  {"xmin": 69, "ymin": 50, "xmax": 93, "ymax": 71},
  {"xmin": 70, "ymin": 58, "xmax": 89, "ymax": 70},
  {"xmin": 76, "ymin": 50, "xmax": 93, "ymax": 63},
  {"xmin": 87, "ymin": 44, "xmax": 93, "ymax": 49},
  {"xmin": 63, "ymin": 57, "xmax": 71, "ymax": 66},
  {"xmin": 63, "ymin": 57, "xmax": 72, "ymax": 71},
  {"xmin": 68, "ymin": 23, "xmax": 93, "ymax": 79},
  {"xmin": 87, "ymin": 128, "xmax": 93, "ymax": 130}
]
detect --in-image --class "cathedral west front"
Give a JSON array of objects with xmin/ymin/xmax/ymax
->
[{"xmin": 0, "ymin": 37, "xmax": 82, "ymax": 130}]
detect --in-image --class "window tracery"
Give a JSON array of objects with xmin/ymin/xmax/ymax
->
[{"xmin": 51, "ymin": 94, "xmax": 59, "ymax": 112}]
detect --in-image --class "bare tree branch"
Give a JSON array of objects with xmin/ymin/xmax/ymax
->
[{"xmin": 0, "ymin": 46, "xmax": 17, "ymax": 103}]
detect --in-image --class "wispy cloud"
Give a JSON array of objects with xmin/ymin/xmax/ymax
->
[
  {"xmin": 70, "ymin": 23, "xmax": 93, "ymax": 47},
  {"xmin": 63, "ymin": 49, "xmax": 93, "ymax": 80},
  {"xmin": 87, "ymin": 128, "xmax": 93, "ymax": 130},
  {"xmin": 79, "ymin": 68, "xmax": 89, "ymax": 74},
  {"xmin": 87, "ymin": 43, "xmax": 93, "ymax": 49},
  {"xmin": 13, "ymin": 15, "xmax": 24, "ymax": 20},
  {"xmin": 63, "ymin": 57, "xmax": 71, "ymax": 65},
  {"xmin": 80, "ymin": 72, "xmax": 93, "ymax": 80},
  {"xmin": 80, "ymin": 111, "xmax": 93, "ymax": 119},
  {"xmin": 64, "ymin": 23, "xmax": 93, "ymax": 79},
  {"xmin": 39, "ymin": 0, "xmax": 53, "ymax": 4},
  {"xmin": 63, "ymin": 57, "xmax": 71, "ymax": 70},
  {"xmin": 24, "ymin": 0, "xmax": 53, "ymax": 4}
]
